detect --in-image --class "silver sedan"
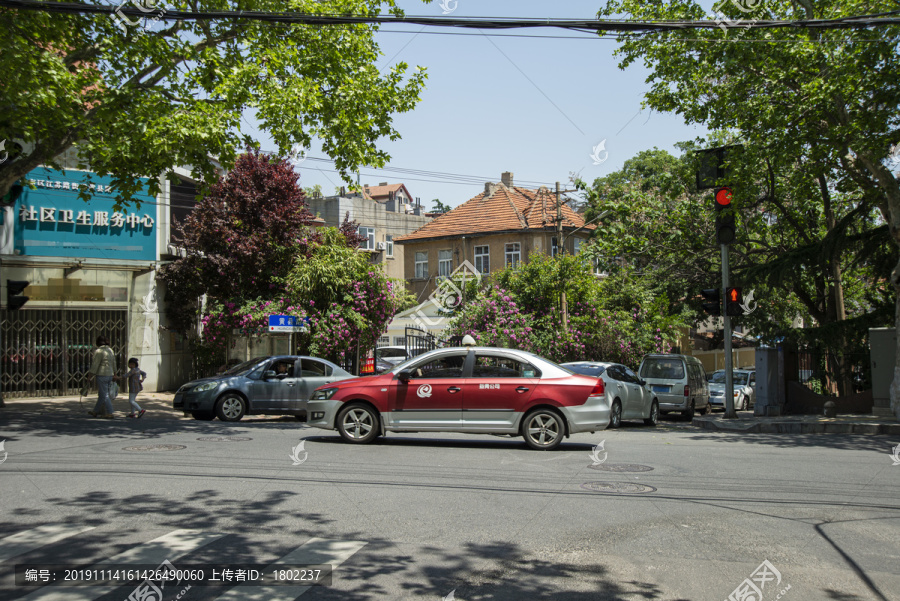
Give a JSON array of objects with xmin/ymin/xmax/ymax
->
[{"xmin": 562, "ymin": 361, "xmax": 660, "ymax": 428}]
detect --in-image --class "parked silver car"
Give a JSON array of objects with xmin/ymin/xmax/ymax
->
[
  {"xmin": 708, "ymin": 369, "xmax": 756, "ymax": 411},
  {"xmin": 562, "ymin": 361, "xmax": 659, "ymax": 427},
  {"xmin": 174, "ymin": 356, "xmax": 353, "ymax": 421}
]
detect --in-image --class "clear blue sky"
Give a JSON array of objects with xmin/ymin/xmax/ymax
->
[{"xmin": 248, "ymin": 0, "xmax": 709, "ymax": 209}]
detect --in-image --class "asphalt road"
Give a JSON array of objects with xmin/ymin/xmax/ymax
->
[{"xmin": 1, "ymin": 410, "xmax": 898, "ymax": 601}]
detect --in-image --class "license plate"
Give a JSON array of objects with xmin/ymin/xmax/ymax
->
[{"xmin": 652, "ymin": 385, "xmax": 670, "ymax": 393}]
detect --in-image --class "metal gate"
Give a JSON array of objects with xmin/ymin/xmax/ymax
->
[
  {"xmin": 1, "ymin": 309, "xmax": 128, "ymax": 398},
  {"xmin": 404, "ymin": 327, "xmax": 463, "ymax": 359}
]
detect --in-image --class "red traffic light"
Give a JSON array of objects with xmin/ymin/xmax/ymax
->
[
  {"xmin": 729, "ymin": 288, "xmax": 739, "ymax": 302},
  {"xmin": 715, "ymin": 187, "xmax": 733, "ymax": 207}
]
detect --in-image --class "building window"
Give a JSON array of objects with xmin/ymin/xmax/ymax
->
[
  {"xmin": 415, "ymin": 251, "xmax": 428, "ymax": 279},
  {"xmin": 438, "ymin": 249, "xmax": 452, "ymax": 278},
  {"xmin": 551, "ymin": 237, "xmax": 559, "ymax": 257},
  {"xmin": 377, "ymin": 335, "xmax": 390, "ymax": 346},
  {"xmin": 573, "ymin": 237, "xmax": 584, "ymax": 255},
  {"xmin": 474, "ymin": 245, "xmax": 489, "ymax": 274},
  {"xmin": 393, "ymin": 336, "xmax": 405, "ymax": 346},
  {"xmin": 358, "ymin": 226, "xmax": 375, "ymax": 250},
  {"xmin": 386, "ymin": 234, "xmax": 393, "ymax": 258},
  {"xmin": 505, "ymin": 243, "xmax": 521, "ymax": 268}
]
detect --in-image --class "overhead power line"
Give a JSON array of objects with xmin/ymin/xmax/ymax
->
[{"xmin": 2, "ymin": 0, "xmax": 900, "ymax": 31}]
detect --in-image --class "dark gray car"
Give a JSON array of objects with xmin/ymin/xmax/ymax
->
[{"xmin": 173, "ymin": 356, "xmax": 353, "ymax": 421}]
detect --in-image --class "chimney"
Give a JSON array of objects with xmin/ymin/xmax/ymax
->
[
  {"xmin": 501, "ymin": 172, "xmax": 514, "ymax": 188},
  {"xmin": 484, "ymin": 182, "xmax": 497, "ymax": 197},
  {"xmin": 379, "ymin": 182, "xmax": 388, "ymax": 186}
]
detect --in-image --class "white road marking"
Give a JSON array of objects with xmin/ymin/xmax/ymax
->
[
  {"xmin": 16, "ymin": 529, "xmax": 225, "ymax": 601},
  {"xmin": 214, "ymin": 537, "xmax": 367, "ymax": 600},
  {"xmin": 0, "ymin": 524, "xmax": 96, "ymax": 563}
]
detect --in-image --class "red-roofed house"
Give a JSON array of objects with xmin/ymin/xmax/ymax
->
[{"xmin": 394, "ymin": 172, "xmax": 595, "ymax": 301}]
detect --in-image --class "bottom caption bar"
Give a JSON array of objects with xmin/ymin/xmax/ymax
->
[{"xmin": 15, "ymin": 564, "xmax": 333, "ymax": 587}]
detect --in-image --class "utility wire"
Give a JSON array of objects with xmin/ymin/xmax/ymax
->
[{"xmin": 2, "ymin": 0, "xmax": 900, "ymax": 31}]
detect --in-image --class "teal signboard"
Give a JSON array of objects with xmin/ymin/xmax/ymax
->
[{"xmin": 10, "ymin": 167, "xmax": 156, "ymax": 261}]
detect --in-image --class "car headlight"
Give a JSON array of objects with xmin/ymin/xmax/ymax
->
[
  {"xmin": 194, "ymin": 381, "xmax": 219, "ymax": 392},
  {"xmin": 312, "ymin": 388, "xmax": 338, "ymax": 400}
]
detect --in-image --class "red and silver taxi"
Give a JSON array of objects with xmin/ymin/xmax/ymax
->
[{"xmin": 306, "ymin": 346, "xmax": 610, "ymax": 450}]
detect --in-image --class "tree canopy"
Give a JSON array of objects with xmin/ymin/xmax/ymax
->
[
  {"xmin": 596, "ymin": 0, "xmax": 900, "ymax": 403},
  {"xmin": 0, "ymin": 0, "xmax": 426, "ymax": 206}
]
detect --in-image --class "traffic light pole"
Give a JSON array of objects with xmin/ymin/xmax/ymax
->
[{"xmin": 721, "ymin": 244, "xmax": 736, "ymax": 418}]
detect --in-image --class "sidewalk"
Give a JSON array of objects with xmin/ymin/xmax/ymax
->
[
  {"xmin": 0, "ymin": 391, "xmax": 188, "ymax": 420},
  {"xmin": 693, "ymin": 412, "xmax": 900, "ymax": 435}
]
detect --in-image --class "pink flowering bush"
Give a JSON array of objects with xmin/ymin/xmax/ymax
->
[{"xmin": 449, "ymin": 254, "xmax": 685, "ymax": 367}]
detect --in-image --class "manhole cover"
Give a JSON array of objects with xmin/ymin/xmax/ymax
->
[
  {"xmin": 123, "ymin": 444, "xmax": 187, "ymax": 452},
  {"xmin": 581, "ymin": 481, "xmax": 657, "ymax": 494},
  {"xmin": 196, "ymin": 437, "xmax": 252, "ymax": 442},
  {"xmin": 589, "ymin": 463, "xmax": 654, "ymax": 472}
]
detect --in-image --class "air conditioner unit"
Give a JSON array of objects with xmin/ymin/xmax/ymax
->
[{"xmin": 376, "ymin": 241, "xmax": 386, "ymax": 250}]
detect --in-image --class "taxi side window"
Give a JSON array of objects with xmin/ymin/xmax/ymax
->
[
  {"xmin": 473, "ymin": 355, "xmax": 541, "ymax": 378},
  {"xmin": 410, "ymin": 353, "xmax": 466, "ymax": 379}
]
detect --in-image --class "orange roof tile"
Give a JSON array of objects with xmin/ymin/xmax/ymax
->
[
  {"xmin": 395, "ymin": 184, "xmax": 593, "ymax": 242},
  {"xmin": 361, "ymin": 183, "xmax": 413, "ymax": 202}
]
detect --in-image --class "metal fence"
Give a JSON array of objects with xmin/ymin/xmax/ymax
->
[
  {"xmin": 1, "ymin": 308, "xmax": 128, "ymax": 398},
  {"xmin": 797, "ymin": 348, "xmax": 870, "ymax": 395}
]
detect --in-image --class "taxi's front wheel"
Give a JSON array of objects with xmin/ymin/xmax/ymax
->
[
  {"xmin": 522, "ymin": 409, "xmax": 564, "ymax": 451},
  {"xmin": 336, "ymin": 403, "xmax": 380, "ymax": 444}
]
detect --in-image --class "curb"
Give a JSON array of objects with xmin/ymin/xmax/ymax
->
[{"xmin": 692, "ymin": 418, "xmax": 900, "ymax": 435}]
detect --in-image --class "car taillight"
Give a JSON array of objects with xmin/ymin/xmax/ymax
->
[
  {"xmin": 590, "ymin": 379, "xmax": 605, "ymax": 395},
  {"xmin": 684, "ymin": 385, "xmax": 690, "ymax": 397}
]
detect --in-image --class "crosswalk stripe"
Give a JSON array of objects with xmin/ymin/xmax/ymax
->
[
  {"xmin": 0, "ymin": 525, "xmax": 96, "ymax": 564},
  {"xmin": 214, "ymin": 537, "xmax": 367, "ymax": 601},
  {"xmin": 16, "ymin": 529, "xmax": 225, "ymax": 601}
]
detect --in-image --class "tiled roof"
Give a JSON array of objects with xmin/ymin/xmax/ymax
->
[
  {"xmin": 395, "ymin": 184, "xmax": 593, "ymax": 242},
  {"xmin": 361, "ymin": 183, "xmax": 413, "ymax": 202}
]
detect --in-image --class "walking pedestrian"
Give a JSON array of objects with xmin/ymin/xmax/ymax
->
[
  {"xmin": 87, "ymin": 335, "xmax": 117, "ymax": 418},
  {"xmin": 122, "ymin": 358, "xmax": 147, "ymax": 418}
]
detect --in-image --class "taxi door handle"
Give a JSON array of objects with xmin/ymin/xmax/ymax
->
[
  {"xmin": 516, "ymin": 386, "xmax": 529, "ymax": 393},
  {"xmin": 447, "ymin": 386, "xmax": 461, "ymax": 393}
]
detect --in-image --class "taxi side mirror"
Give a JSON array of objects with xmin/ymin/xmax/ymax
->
[{"xmin": 397, "ymin": 370, "xmax": 411, "ymax": 383}]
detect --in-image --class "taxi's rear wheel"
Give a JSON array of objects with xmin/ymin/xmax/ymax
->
[
  {"xmin": 337, "ymin": 403, "xmax": 380, "ymax": 444},
  {"xmin": 522, "ymin": 409, "xmax": 564, "ymax": 451}
]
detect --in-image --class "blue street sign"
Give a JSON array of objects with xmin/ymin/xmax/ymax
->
[{"xmin": 268, "ymin": 315, "xmax": 310, "ymax": 332}]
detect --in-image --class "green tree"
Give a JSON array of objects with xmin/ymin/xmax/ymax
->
[
  {"xmin": 0, "ymin": 0, "xmax": 426, "ymax": 206},
  {"xmin": 430, "ymin": 199, "xmax": 452, "ymax": 213},
  {"xmin": 594, "ymin": 1, "xmax": 900, "ymax": 403}
]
